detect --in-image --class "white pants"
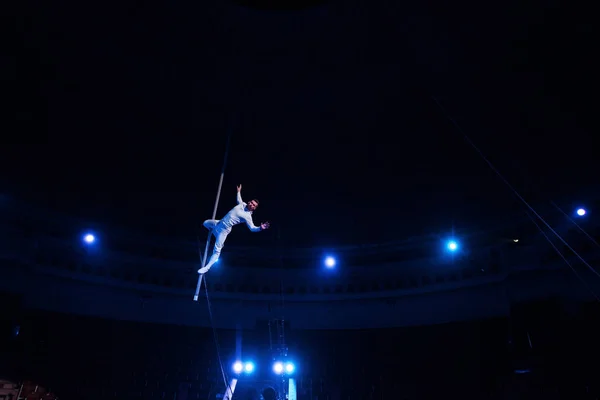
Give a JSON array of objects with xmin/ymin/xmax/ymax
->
[{"xmin": 202, "ymin": 219, "xmax": 231, "ymax": 269}]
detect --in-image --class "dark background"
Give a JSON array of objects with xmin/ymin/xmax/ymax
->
[
  {"xmin": 4, "ymin": 2, "xmax": 600, "ymax": 398},
  {"xmin": 6, "ymin": 0, "xmax": 596, "ymax": 251},
  {"xmin": 2, "ymin": 296, "xmax": 600, "ymax": 399}
]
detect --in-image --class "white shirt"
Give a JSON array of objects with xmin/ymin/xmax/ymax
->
[{"xmin": 217, "ymin": 192, "xmax": 261, "ymax": 232}]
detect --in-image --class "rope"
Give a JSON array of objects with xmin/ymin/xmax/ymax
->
[
  {"xmin": 432, "ymin": 96, "xmax": 600, "ymax": 281},
  {"xmin": 551, "ymin": 200, "xmax": 600, "ymax": 250},
  {"xmin": 204, "ymin": 275, "xmax": 235, "ymax": 397},
  {"xmin": 525, "ymin": 211, "xmax": 600, "ymax": 302},
  {"xmin": 192, "ymin": 119, "xmax": 235, "ymax": 396}
]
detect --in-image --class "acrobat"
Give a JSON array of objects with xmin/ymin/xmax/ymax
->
[{"xmin": 198, "ymin": 184, "xmax": 270, "ymax": 274}]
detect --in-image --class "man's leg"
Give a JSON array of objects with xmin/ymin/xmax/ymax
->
[
  {"xmin": 203, "ymin": 219, "xmax": 219, "ymax": 230},
  {"xmin": 198, "ymin": 229, "xmax": 228, "ymax": 274}
]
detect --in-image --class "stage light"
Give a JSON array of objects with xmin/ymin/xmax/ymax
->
[
  {"xmin": 285, "ymin": 362, "xmax": 295, "ymax": 374},
  {"xmin": 446, "ymin": 240, "xmax": 458, "ymax": 252},
  {"xmin": 272, "ymin": 361, "xmax": 295, "ymax": 375},
  {"xmin": 324, "ymin": 256, "xmax": 336, "ymax": 268},
  {"xmin": 273, "ymin": 362, "xmax": 284, "ymax": 375},
  {"xmin": 232, "ymin": 361, "xmax": 243, "ymax": 374},
  {"xmin": 244, "ymin": 362, "xmax": 255, "ymax": 373},
  {"xmin": 513, "ymin": 239, "xmax": 519, "ymax": 243},
  {"xmin": 576, "ymin": 208, "xmax": 586, "ymax": 216},
  {"xmin": 83, "ymin": 233, "xmax": 95, "ymax": 244},
  {"xmin": 233, "ymin": 361, "xmax": 255, "ymax": 375}
]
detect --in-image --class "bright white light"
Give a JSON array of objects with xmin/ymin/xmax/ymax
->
[
  {"xmin": 513, "ymin": 239, "xmax": 519, "ymax": 243},
  {"xmin": 273, "ymin": 362, "xmax": 284, "ymax": 374},
  {"xmin": 577, "ymin": 208, "xmax": 586, "ymax": 216},
  {"xmin": 324, "ymin": 256, "xmax": 336, "ymax": 268},
  {"xmin": 446, "ymin": 240, "xmax": 458, "ymax": 251},
  {"xmin": 83, "ymin": 233, "xmax": 95, "ymax": 244},
  {"xmin": 244, "ymin": 362, "xmax": 255, "ymax": 373},
  {"xmin": 232, "ymin": 361, "xmax": 243, "ymax": 374},
  {"xmin": 285, "ymin": 363, "xmax": 295, "ymax": 374}
]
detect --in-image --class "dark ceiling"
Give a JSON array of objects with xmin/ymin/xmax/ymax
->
[{"xmin": 6, "ymin": 0, "xmax": 597, "ymax": 251}]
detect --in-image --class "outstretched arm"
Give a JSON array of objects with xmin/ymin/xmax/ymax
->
[
  {"xmin": 244, "ymin": 217, "xmax": 270, "ymax": 233},
  {"xmin": 236, "ymin": 184, "xmax": 243, "ymax": 204},
  {"xmin": 245, "ymin": 218, "xmax": 261, "ymax": 233}
]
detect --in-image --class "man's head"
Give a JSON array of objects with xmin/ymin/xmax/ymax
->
[
  {"xmin": 247, "ymin": 199, "xmax": 259, "ymax": 211},
  {"xmin": 261, "ymin": 387, "xmax": 277, "ymax": 400}
]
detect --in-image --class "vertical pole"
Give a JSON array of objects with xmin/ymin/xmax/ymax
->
[{"xmin": 193, "ymin": 123, "xmax": 234, "ymax": 301}]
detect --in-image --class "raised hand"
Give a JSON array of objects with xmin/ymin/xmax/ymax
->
[
  {"xmin": 237, "ymin": 184, "xmax": 242, "ymax": 192},
  {"xmin": 260, "ymin": 222, "xmax": 270, "ymax": 230}
]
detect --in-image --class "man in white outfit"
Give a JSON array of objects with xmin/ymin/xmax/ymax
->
[{"xmin": 198, "ymin": 184, "xmax": 270, "ymax": 274}]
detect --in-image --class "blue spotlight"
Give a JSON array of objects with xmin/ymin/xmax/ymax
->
[
  {"xmin": 285, "ymin": 362, "xmax": 295, "ymax": 374},
  {"xmin": 233, "ymin": 360, "xmax": 255, "ymax": 375},
  {"xmin": 232, "ymin": 361, "xmax": 243, "ymax": 374},
  {"xmin": 273, "ymin": 361, "xmax": 295, "ymax": 375},
  {"xmin": 273, "ymin": 362, "xmax": 284, "ymax": 375},
  {"xmin": 83, "ymin": 233, "xmax": 95, "ymax": 244},
  {"xmin": 446, "ymin": 240, "xmax": 458, "ymax": 252},
  {"xmin": 576, "ymin": 208, "xmax": 586, "ymax": 217},
  {"xmin": 324, "ymin": 256, "xmax": 336, "ymax": 269},
  {"xmin": 244, "ymin": 362, "xmax": 255, "ymax": 374}
]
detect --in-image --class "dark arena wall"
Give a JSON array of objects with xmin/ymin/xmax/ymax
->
[
  {"xmin": 2, "ymin": 201, "xmax": 600, "ymax": 398},
  {"xmin": 1, "ymin": 299, "xmax": 600, "ymax": 399}
]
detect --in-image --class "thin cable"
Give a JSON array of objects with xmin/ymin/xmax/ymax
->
[
  {"xmin": 526, "ymin": 211, "xmax": 600, "ymax": 302},
  {"xmin": 196, "ymin": 235, "xmax": 203, "ymax": 262},
  {"xmin": 191, "ymin": 118, "xmax": 235, "ymax": 396},
  {"xmin": 276, "ymin": 225, "xmax": 287, "ymax": 359},
  {"xmin": 432, "ymin": 96, "xmax": 600, "ymax": 280},
  {"xmin": 551, "ymin": 201, "xmax": 600, "ymax": 250},
  {"xmin": 203, "ymin": 276, "xmax": 234, "ymax": 396},
  {"xmin": 194, "ymin": 123, "xmax": 234, "ymax": 301},
  {"xmin": 277, "ymin": 226, "xmax": 286, "ymax": 321}
]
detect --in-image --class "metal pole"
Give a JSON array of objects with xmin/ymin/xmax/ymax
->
[{"xmin": 194, "ymin": 121, "xmax": 234, "ymax": 301}]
